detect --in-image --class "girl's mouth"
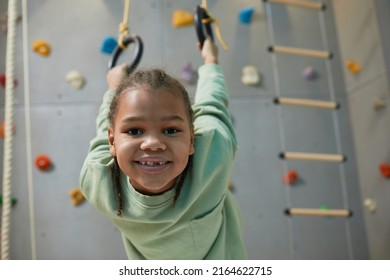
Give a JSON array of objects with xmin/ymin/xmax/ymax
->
[
  {"xmin": 135, "ymin": 161, "xmax": 171, "ymax": 173},
  {"xmin": 137, "ymin": 161, "xmax": 168, "ymax": 166}
]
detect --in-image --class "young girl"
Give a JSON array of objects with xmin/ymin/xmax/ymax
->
[{"xmin": 80, "ymin": 38, "xmax": 247, "ymax": 259}]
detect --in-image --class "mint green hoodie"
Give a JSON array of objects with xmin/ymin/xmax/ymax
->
[{"xmin": 80, "ymin": 64, "xmax": 247, "ymax": 259}]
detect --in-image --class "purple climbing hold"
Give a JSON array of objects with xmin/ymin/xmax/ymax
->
[
  {"xmin": 303, "ymin": 66, "xmax": 317, "ymax": 80},
  {"xmin": 182, "ymin": 62, "xmax": 197, "ymax": 85}
]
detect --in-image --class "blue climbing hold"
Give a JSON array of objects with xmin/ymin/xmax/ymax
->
[
  {"xmin": 101, "ymin": 36, "xmax": 117, "ymax": 54},
  {"xmin": 239, "ymin": 7, "xmax": 254, "ymax": 25}
]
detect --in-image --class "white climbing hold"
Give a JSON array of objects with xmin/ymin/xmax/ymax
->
[
  {"xmin": 373, "ymin": 96, "xmax": 386, "ymax": 111},
  {"xmin": 65, "ymin": 70, "xmax": 85, "ymax": 89},
  {"xmin": 241, "ymin": 65, "xmax": 260, "ymax": 86},
  {"xmin": 364, "ymin": 198, "xmax": 377, "ymax": 214}
]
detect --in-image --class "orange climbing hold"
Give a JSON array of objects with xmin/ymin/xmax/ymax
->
[
  {"xmin": 32, "ymin": 39, "xmax": 51, "ymax": 57},
  {"xmin": 346, "ymin": 60, "xmax": 361, "ymax": 74},
  {"xmin": 35, "ymin": 154, "xmax": 52, "ymax": 171},
  {"xmin": 172, "ymin": 10, "xmax": 194, "ymax": 27},
  {"xmin": 0, "ymin": 120, "xmax": 16, "ymax": 138},
  {"xmin": 282, "ymin": 170, "xmax": 298, "ymax": 185}
]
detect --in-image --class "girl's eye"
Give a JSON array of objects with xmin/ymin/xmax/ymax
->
[
  {"xmin": 128, "ymin": 128, "xmax": 143, "ymax": 136},
  {"xmin": 163, "ymin": 128, "xmax": 179, "ymax": 135}
]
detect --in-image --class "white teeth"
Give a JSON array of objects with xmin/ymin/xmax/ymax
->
[{"xmin": 139, "ymin": 161, "xmax": 167, "ymax": 166}]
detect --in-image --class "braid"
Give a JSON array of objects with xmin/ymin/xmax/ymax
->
[{"xmin": 112, "ymin": 157, "xmax": 123, "ymax": 216}]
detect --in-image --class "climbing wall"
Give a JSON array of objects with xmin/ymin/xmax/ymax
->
[
  {"xmin": 0, "ymin": 0, "xmax": 370, "ymax": 259},
  {"xmin": 332, "ymin": 0, "xmax": 390, "ymax": 259}
]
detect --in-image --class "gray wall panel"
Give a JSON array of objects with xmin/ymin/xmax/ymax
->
[
  {"xmin": 333, "ymin": 0, "xmax": 390, "ymax": 259},
  {"xmin": 265, "ymin": 2, "xmax": 331, "ymax": 96},
  {"xmin": 375, "ymin": 0, "xmax": 390, "ymax": 87},
  {"xmin": 348, "ymin": 74, "xmax": 390, "ymax": 259},
  {"xmin": 29, "ymin": 104, "xmax": 126, "ymax": 259},
  {"xmin": 279, "ymin": 100, "xmax": 338, "ymax": 153},
  {"xmin": 292, "ymin": 217, "xmax": 349, "ymax": 259},
  {"xmin": 230, "ymin": 98, "xmax": 290, "ymax": 259},
  {"xmin": 286, "ymin": 161, "xmax": 344, "ymax": 208},
  {"xmin": 332, "ymin": 0, "xmax": 386, "ymax": 92},
  {"xmin": 270, "ymin": 4, "xmax": 324, "ymax": 49}
]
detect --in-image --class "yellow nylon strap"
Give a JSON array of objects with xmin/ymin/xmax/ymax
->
[
  {"xmin": 201, "ymin": 17, "xmax": 229, "ymax": 51},
  {"xmin": 118, "ymin": 0, "xmax": 130, "ymax": 49}
]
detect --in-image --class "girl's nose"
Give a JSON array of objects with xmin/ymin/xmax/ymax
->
[{"xmin": 140, "ymin": 133, "xmax": 166, "ymax": 151}]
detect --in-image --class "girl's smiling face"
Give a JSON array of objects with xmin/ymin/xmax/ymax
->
[{"xmin": 108, "ymin": 87, "xmax": 194, "ymax": 195}]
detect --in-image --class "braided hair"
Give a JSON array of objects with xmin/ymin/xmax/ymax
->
[{"xmin": 108, "ymin": 68, "xmax": 194, "ymax": 216}]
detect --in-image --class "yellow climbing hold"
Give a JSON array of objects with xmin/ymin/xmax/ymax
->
[
  {"xmin": 69, "ymin": 188, "xmax": 85, "ymax": 206},
  {"xmin": 172, "ymin": 10, "xmax": 194, "ymax": 27},
  {"xmin": 32, "ymin": 39, "xmax": 51, "ymax": 57}
]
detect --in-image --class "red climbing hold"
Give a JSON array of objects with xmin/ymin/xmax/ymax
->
[
  {"xmin": 283, "ymin": 170, "xmax": 298, "ymax": 185},
  {"xmin": 0, "ymin": 73, "xmax": 17, "ymax": 88},
  {"xmin": 35, "ymin": 154, "xmax": 52, "ymax": 171}
]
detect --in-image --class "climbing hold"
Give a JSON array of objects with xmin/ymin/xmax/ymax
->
[
  {"xmin": 239, "ymin": 7, "xmax": 255, "ymax": 25},
  {"xmin": 0, "ymin": 13, "xmax": 8, "ymax": 33},
  {"xmin": 302, "ymin": 66, "xmax": 317, "ymax": 80},
  {"xmin": 379, "ymin": 163, "xmax": 390, "ymax": 178},
  {"xmin": 282, "ymin": 170, "xmax": 298, "ymax": 185},
  {"xmin": 0, "ymin": 12, "xmax": 22, "ymax": 34},
  {"xmin": 0, "ymin": 73, "xmax": 5, "ymax": 87},
  {"xmin": 69, "ymin": 188, "xmax": 85, "ymax": 206},
  {"xmin": 0, "ymin": 120, "xmax": 16, "ymax": 139},
  {"xmin": 0, "ymin": 73, "xmax": 18, "ymax": 88},
  {"xmin": 0, "ymin": 194, "xmax": 17, "ymax": 207},
  {"xmin": 373, "ymin": 97, "xmax": 386, "ymax": 110},
  {"xmin": 181, "ymin": 62, "xmax": 197, "ymax": 85},
  {"xmin": 346, "ymin": 60, "xmax": 361, "ymax": 74},
  {"xmin": 65, "ymin": 70, "xmax": 86, "ymax": 89},
  {"xmin": 101, "ymin": 36, "xmax": 117, "ymax": 54},
  {"xmin": 32, "ymin": 39, "xmax": 51, "ymax": 57},
  {"xmin": 172, "ymin": 9, "xmax": 194, "ymax": 27},
  {"xmin": 364, "ymin": 198, "xmax": 377, "ymax": 214},
  {"xmin": 228, "ymin": 181, "xmax": 235, "ymax": 191},
  {"xmin": 241, "ymin": 65, "xmax": 260, "ymax": 86},
  {"xmin": 35, "ymin": 154, "xmax": 52, "ymax": 171}
]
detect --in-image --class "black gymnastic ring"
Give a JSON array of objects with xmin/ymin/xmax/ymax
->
[
  {"xmin": 108, "ymin": 35, "xmax": 143, "ymax": 74},
  {"xmin": 194, "ymin": 5, "xmax": 214, "ymax": 49}
]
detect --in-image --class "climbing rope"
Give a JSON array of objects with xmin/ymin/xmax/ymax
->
[
  {"xmin": 1, "ymin": 0, "xmax": 18, "ymax": 260},
  {"xmin": 108, "ymin": 0, "xmax": 143, "ymax": 74},
  {"xmin": 118, "ymin": 0, "xmax": 130, "ymax": 49}
]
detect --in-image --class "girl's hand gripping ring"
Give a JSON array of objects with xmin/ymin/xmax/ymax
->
[{"xmin": 108, "ymin": 35, "xmax": 143, "ymax": 74}]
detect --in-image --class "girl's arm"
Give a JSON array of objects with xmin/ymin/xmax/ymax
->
[
  {"xmin": 79, "ymin": 65, "xmax": 126, "ymax": 215},
  {"xmin": 84, "ymin": 65, "xmax": 126, "ymax": 164},
  {"xmin": 193, "ymin": 39, "xmax": 237, "ymax": 153}
]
